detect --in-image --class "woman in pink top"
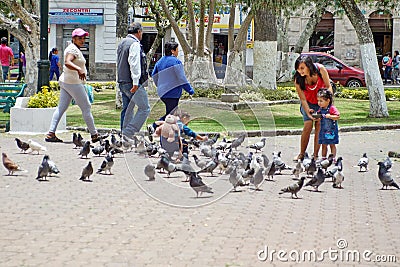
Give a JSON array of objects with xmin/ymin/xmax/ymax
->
[
  {"xmin": 46, "ymin": 28, "xmax": 100, "ymax": 143},
  {"xmin": 0, "ymin": 37, "xmax": 14, "ymax": 82},
  {"xmin": 293, "ymin": 55, "xmax": 333, "ymax": 161}
]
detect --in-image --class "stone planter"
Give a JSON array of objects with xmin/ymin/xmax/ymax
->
[{"xmin": 9, "ymin": 97, "xmax": 66, "ymax": 134}]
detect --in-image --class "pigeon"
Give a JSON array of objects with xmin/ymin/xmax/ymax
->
[
  {"xmin": 97, "ymin": 153, "xmax": 114, "ymax": 174},
  {"xmin": 252, "ymin": 167, "xmax": 264, "ymax": 190},
  {"xmin": 80, "ymin": 161, "xmax": 93, "ymax": 181},
  {"xmin": 302, "ymin": 152, "xmax": 311, "ymax": 167},
  {"xmin": 109, "ymin": 147, "xmax": 124, "ymax": 156},
  {"xmin": 110, "ymin": 134, "xmax": 122, "ymax": 148},
  {"xmin": 292, "ymin": 159, "xmax": 304, "ymax": 179},
  {"xmin": 144, "ymin": 164, "xmax": 156, "ymax": 181},
  {"xmin": 383, "ymin": 156, "xmax": 392, "ymax": 170},
  {"xmin": 318, "ymin": 154, "xmax": 334, "ymax": 170},
  {"xmin": 192, "ymin": 154, "xmax": 208, "ymax": 169},
  {"xmin": 227, "ymin": 133, "xmax": 246, "ymax": 150},
  {"xmin": 266, "ymin": 162, "xmax": 276, "ymax": 180},
  {"xmin": 198, "ymin": 154, "xmax": 219, "ymax": 176},
  {"xmin": 215, "ymin": 137, "xmax": 228, "ymax": 151},
  {"xmin": 377, "ymin": 162, "xmax": 399, "ymax": 190},
  {"xmin": 47, "ymin": 157, "xmax": 60, "ymax": 176},
  {"xmin": 92, "ymin": 144, "xmax": 105, "ymax": 156},
  {"xmin": 36, "ymin": 155, "xmax": 50, "ymax": 181},
  {"xmin": 189, "ymin": 172, "xmax": 213, "ymax": 197},
  {"xmin": 279, "ymin": 177, "xmax": 306, "ymax": 198},
  {"xmin": 247, "ymin": 137, "xmax": 267, "ymax": 153},
  {"xmin": 305, "ymin": 168, "xmax": 325, "ymax": 191},
  {"xmin": 260, "ymin": 154, "xmax": 270, "ymax": 168},
  {"xmin": 332, "ymin": 159, "xmax": 344, "ymax": 189},
  {"xmin": 357, "ymin": 153, "xmax": 368, "ymax": 172},
  {"xmin": 157, "ymin": 154, "xmax": 177, "ymax": 176},
  {"xmin": 78, "ymin": 141, "xmax": 91, "ymax": 158},
  {"xmin": 272, "ymin": 151, "xmax": 292, "ymax": 173},
  {"xmin": 229, "ymin": 167, "xmax": 242, "ymax": 191},
  {"xmin": 202, "ymin": 133, "xmax": 220, "ymax": 146},
  {"xmin": 305, "ymin": 157, "xmax": 317, "ymax": 177},
  {"xmin": 28, "ymin": 139, "xmax": 47, "ymax": 154},
  {"xmin": 104, "ymin": 140, "xmax": 112, "ymax": 153},
  {"xmin": 326, "ymin": 157, "xmax": 343, "ymax": 181},
  {"xmin": 15, "ymin": 138, "xmax": 30, "ymax": 153},
  {"xmin": 2, "ymin": 153, "xmax": 26, "ymax": 175},
  {"xmin": 73, "ymin": 133, "xmax": 83, "ymax": 148}
]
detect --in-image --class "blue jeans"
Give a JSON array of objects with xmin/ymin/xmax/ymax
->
[
  {"xmin": 119, "ymin": 83, "xmax": 150, "ymax": 137},
  {"xmin": 50, "ymin": 68, "xmax": 60, "ymax": 81},
  {"xmin": 2, "ymin": 66, "xmax": 9, "ymax": 81}
]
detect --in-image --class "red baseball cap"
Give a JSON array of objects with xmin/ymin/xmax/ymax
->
[{"xmin": 72, "ymin": 28, "xmax": 89, "ymax": 37}]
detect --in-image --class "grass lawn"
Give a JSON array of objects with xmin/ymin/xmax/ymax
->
[
  {"xmin": 2, "ymin": 89, "xmax": 399, "ymax": 133},
  {"xmin": 64, "ymin": 89, "xmax": 400, "ymax": 132}
]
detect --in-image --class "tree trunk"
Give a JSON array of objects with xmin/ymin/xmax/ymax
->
[
  {"xmin": 276, "ymin": 15, "xmax": 292, "ymax": 82},
  {"xmin": 224, "ymin": 9, "xmax": 253, "ymax": 86},
  {"xmin": 116, "ymin": 0, "xmax": 128, "ymax": 38},
  {"xmin": 159, "ymin": 0, "xmax": 191, "ymax": 55},
  {"xmin": 205, "ymin": 0, "xmax": 216, "ymax": 50},
  {"xmin": 339, "ymin": 0, "xmax": 389, "ymax": 118},
  {"xmin": 186, "ymin": 0, "xmax": 197, "ymax": 50},
  {"xmin": 294, "ymin": 2, "xmax": 326, "ymax": 53},
  {"xmin": 159, "ymin": 0, "xmax": 217, "ymax": 86},
  {"xmin": 253, "ymin": 8, "xmax": 277, "ymax": 89},
  {"xmin": 227, "ymin": 3, "xmax": 236, "ymax": 51},
  {"xmin": 196, "ymin": 0, "xmax": 206, "ymax": 57}
]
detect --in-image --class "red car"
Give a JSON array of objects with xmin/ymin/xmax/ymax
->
[{"xmin": 302, "ymin": 52, "xmax": 366, "ymax": 87}]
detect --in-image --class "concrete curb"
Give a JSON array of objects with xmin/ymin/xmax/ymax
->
[{"xmin": 66, "ymin": 124, "xmax": 400, "ymax": 137}]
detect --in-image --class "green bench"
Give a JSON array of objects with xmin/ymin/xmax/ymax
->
[{"xmin": 0, "ymin": 82, "xmax": 26, "ymax": 131}]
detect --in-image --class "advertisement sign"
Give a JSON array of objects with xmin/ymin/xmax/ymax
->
[{"xmin": 49, "ymin": 8, "xmax": 104, "ymax": 25}]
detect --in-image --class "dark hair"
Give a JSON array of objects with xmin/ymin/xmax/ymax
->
[
  {"xmin": 49, "ymin": 48, "xmax": 56, "ymax": 61},
  {"xmin": 164, "ymin": 41, "xmax": 179, "ymax": 56},
  {"xmin": 1, "ymin": 37, "xmax": 7, "ymax": 44},
  {"xmin": 317, "ymin": 88, "xmax": 333, "ymax": 105},
  {"xmin": 394, "ymin": 50, "xmax": 399, "ymax": 57},
  {"xmin": 294, "ymin": 55, "xmax": 321, "ymax": 91},
  {"xmin": 128, "ymin": 22, "xmax": 143, "ymax": 34}
]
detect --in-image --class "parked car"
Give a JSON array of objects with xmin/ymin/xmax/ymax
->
[{"xmin": 301, "ymin": 52, "xmax": 366, "ymax": 87}]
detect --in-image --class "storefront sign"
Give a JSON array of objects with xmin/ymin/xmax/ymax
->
[{"xmin": 49, "ymin": 8, "xmax": 104, "ymax": 25}]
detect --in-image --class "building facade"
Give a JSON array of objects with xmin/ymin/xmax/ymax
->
[
  {"xmin": 48, "ymin": 0, "xmax": 116, "ymax": 80},
  {"xmin": 45, "ymin": 1, "xmax": 399, "ymax": 81}
]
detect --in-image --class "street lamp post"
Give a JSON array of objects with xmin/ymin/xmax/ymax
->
[{"xmin": 37, "ymin": 0, "xmax": 50, "ymax": 92}]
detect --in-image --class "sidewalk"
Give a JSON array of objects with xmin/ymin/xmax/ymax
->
[{"xmin": 0, "ymin": 129, "xmax": 399, "ymax": 266}]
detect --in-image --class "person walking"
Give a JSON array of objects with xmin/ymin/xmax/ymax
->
[
  {"xmin": 46, "ymin": 28, "xmax": 100, "ymax": 143},
  {"xmin": 117, "ymin": 22, "xmax": 150, "ymax": 140},
  {"xmin": 382, "ymin": 52, "xmax": 393, "ymax": 85},
  {"xmin": 316, "ymin": 88, "xmax": 340, "ymax": 159},
  {"xmin": 392, "ymin": 50, "xmax": 400, "ymax": 85},
  {"xmin": 293, "ymin": 55, "xmax": 333, "ymax": 161},
  {"xmin": 17, "ymin": 51, "xmax": 26, "ymax": 81},
  {"xmin": 0, "ymin": 37, "xmax": 14, "ymax": 82},
  {"xmin": 149, "ymin": 41, "xmax": 195, "ymax": 133},
  {"xmin": 49, "ymin": 47, "xmax": 61, "ymax": 81}
]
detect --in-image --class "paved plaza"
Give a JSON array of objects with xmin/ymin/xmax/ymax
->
[{"xmin": 0, "ymin": 129, "xmax": 400, "ymax": 266}]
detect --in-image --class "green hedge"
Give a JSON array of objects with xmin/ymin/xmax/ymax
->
[
  {"xmin": 47, "ymin": 81, "xmax": 400, "ymax": 101},
  {"xmin": 337, "ymin": 88, "xmax": 400, "ymax": 101}
]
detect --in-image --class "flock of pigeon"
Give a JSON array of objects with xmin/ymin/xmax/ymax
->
[
  {"xmin": 2, "ymin": 133, "xmax": 132, "ymax": 182},
  {"xmin": 2, "ymin": 132, "xmax": 398, "ymax": 198},
  {"xmin": 141, "ymin": 133, "xmax": 398, "ymax": 198}
]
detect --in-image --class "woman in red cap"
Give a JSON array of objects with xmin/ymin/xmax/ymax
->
[{"xmin": 46, "ymin": 28, "xmax": 100, "ymax": 142}]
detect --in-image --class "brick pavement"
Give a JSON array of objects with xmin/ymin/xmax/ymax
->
[{"xmin": 0, "ymin": 129, "xmax": 399, "ymax": 266}]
